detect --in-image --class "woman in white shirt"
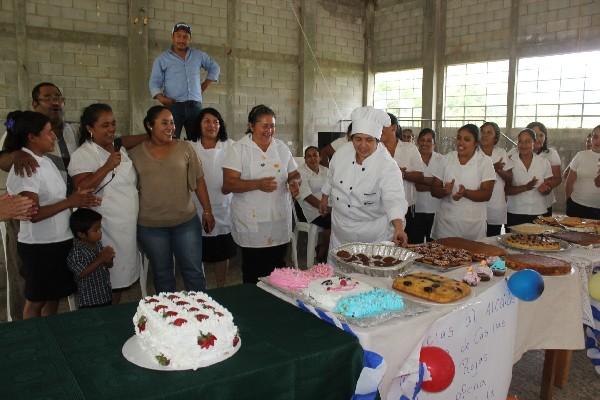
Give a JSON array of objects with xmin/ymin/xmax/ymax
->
[
  {"xmin": 431, "ymin": 124, "xmax": 496, "ymax": 240},
  {"xmin": 222, "ymin": 105, "xmax": 300, "ymax": 283},
  {"xmin": 565, "ymin": 125, "xmax": 600, "ymax": 219},
  {"xmin": 381, "ymin": 113, "xmax": 424, "ymax": 244},
  {"xmin": 414, "ymin": 128, "xmax": 443, "ymax": 243},
  {"xmin": 191, "ymin": 108, "xmax": 236, "ymax": 288},
  {"xmin": 479, "ymin": 122, "xmax": 513, "ymax": 236},
  {"xmin": 527, "ymin": 122, "xmax": 562, "ymax": 216},
  {"xmin": 506, "ymin": 128, "xmax": 553, "ymax": 228},
  {"xmin": 68, "ymin": 104, "xmax": 141, "ymax": 303},
  {"xmin": 319, "ymin": 106, "xmax": 408, "ymax": 255},
  {"xmin": 5, "ymin": 111, "xmax": 100, "ymax": 319},
  {"xmin": 295, "ymin": 146, "xmax": 330, "ymax": 260}
]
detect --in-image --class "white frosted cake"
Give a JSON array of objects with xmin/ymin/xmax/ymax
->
[
  {"xmin": 133, "ymin": 291, "xmax": 240, "ymax": 369},
  {"xmin": 304, "ymin": 276, "xmax": 372, "ymax": 311}
]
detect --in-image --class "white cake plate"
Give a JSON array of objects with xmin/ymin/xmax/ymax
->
[{"xmin": 122, "ymin": 335, "xmax": 241, "ymax": 371}]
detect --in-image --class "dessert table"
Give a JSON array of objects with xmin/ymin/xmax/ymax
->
[
  {"xmin": 0, "ymin": 285, "xmax": 363, "ymax": 400},
  {"xmin": 258, "ymin": 238, "xmax": 600, "ymax": 400}
]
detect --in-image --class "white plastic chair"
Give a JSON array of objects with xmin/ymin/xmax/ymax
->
[
  {"xmin": 291, "ymin": 203, "xmax": 320, "ymax": 269},
  {"xmin": 1, "ymin": 221, "xmax": 11, "ymax": 321}
]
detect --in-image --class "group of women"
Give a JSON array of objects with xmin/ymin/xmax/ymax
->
[
  {"xmin": 408, "ymin": 121, "xmax": 600, "ymax": 242},
  {"xmin": 5, "ymin": 100, "xmax": 600, "ymax": 318}
]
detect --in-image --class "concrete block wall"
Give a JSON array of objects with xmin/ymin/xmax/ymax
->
[
  {"xmin": 316, "ymin": 1, "xmax": 364, "ymax": 64},
  {"xmin": 374, "ymin": 0, "xmax": 423, "ymax": 66},
  {"xmin": 446, "ymin": 0, "xmax": 511, "ymax": 60},
  {"xmin": 518, "ymin": 0, "xmax": 600, "ymax": 46},
  {"xmin": 313, "ymin": 1, "xmax": 364, "ymax": 138}
]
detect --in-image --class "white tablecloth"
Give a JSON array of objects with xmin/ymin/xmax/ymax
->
[{"xmin": 258, "ymin": 240, "xmax": 600, "ymax": 399}]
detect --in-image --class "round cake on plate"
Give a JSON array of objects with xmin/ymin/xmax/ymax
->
[{"xmin": 132, "ymin": 291, "xmax": 240, "ymax": 370}]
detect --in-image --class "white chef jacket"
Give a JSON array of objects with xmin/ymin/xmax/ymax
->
[
  {"xmin": 392, "ymin": 141, "xmax": 424, "ymax": 207},
  {"xmin": 7, "ymin": 147, "xmax": 73, "ymax": 244},
  {"xmin": 415, "ymin": 151, "xmax": 444, "ymax": 214},
  {"xmin": 295, "ymin": 162, "xmax": 328, "ymax": 224},
  {"xmin": 191, "ymin": 139, "xmax": 235, "ymax": 236},
  {"xmin": 508, "ymin": 146, "xmax": 561, "ymax": 209},
  {"xmin": 567, "ymin": 150, "xmax": 600, "ymax": 209},
  {"xmin": 484, "ymin": 146, "xmax": 513, "ymax": 225},
  {"xmin": 322, "ymin": 143, "xmax": 407, "ymax": 253},
  {"xmin": 222, "ymin": 135, "xmax": 297, "ymax": 248},
  {"xmin": 506, "ymin": 152, "xmax": 553, "ymax": 215},
  {"xmin": 68, "ymin": 140, "xmax": 141, "ymax": 288},
  {"xmin": 431, "ymin": 150, "xmax": 496, "ymax": 240}
]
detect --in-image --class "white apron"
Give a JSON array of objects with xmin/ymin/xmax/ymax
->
[
  {"xmin": 192, "ymin": 140, "xmax": 233, "ymax": 237},
  {"xmin": 228, "ymin": 137, "xmax": 293, "ymax": 248},
  {"xmin": 92, "ymin": 145, "xmax": 141, "ymax": 288},
  {"xmin": 432, "ymin": 151, "xmax": 494, "ymax": 240}
]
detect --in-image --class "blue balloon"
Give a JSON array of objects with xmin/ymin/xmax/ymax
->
[{"xmin": 507, "ymin": 269, "xmax": 544, "ymax": 301}]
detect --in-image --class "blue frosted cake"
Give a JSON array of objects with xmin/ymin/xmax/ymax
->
[{"xmin": 334, "ymin": 288, "xmax": 405, "ymax": 318}]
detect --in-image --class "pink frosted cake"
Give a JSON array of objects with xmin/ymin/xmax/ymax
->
[
  {"xmin": 268, "ymin": 263, "xmax": 335, "ymax": 290},
  {"xmin": 133, "ymin": 291, "xmax": 240, "ymax": 369}
]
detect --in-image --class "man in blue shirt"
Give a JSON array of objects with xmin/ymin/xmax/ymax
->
[{"xmin": 149, "ymin": 22, "xmax": 220, "ymax": 140}]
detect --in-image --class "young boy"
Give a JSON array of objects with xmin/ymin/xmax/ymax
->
[{"xmin": 67, "ymin": 209, "xmax": 115, "ymax": 308}]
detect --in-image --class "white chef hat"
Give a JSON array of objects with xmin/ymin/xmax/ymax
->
[{"xmin": 350, "ymin": 106, "xmax": 391, "ymax": 140}]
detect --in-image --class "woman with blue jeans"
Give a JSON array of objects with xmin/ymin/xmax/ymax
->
[{"xmin": 129, "ymin": 105, "xmax": 215, "ymax": 293}]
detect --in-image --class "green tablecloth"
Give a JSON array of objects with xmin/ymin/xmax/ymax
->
[{"xmin": 1, "ymin": 285, "xmax": 363, "ymax": 400}]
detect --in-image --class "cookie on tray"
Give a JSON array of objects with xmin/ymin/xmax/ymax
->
[{"xmin": 393, "ymin": 272, "xmax": 471, "ymax": 303}]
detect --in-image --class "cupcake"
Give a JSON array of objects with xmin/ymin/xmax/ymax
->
[
  {"xmin": 490, "ymin": 258, "xmax": 507, "ymax": 276},
  {"xmin": 462, "ymin": 266, "xmax": 480, "ymax": 287},
  {"xmin": 476, "ymin": 260, "xmax": 493, "ymax": 282}
]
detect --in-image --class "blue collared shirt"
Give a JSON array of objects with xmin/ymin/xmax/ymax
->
[{"xmin": 149, "ymin": 47, "xmax": 220, "ymax": 102}]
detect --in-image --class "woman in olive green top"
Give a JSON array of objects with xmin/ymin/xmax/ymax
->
[{"xmin": 129, "ymin": 105, "xmax": 215, "ymax": 293}]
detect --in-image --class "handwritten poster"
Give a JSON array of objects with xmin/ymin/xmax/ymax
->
[{"xmin": 419, "ymin": 281, "xmax": 517, "ymax": 400}]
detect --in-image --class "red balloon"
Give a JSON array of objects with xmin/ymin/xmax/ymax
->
[{"xmin": 419, "ymin": 346, "xmax": 455, "ymax": 393}]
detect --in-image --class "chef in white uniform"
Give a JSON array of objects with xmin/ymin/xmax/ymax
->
[
  {"xmin": 319, "ymin": 106, "xmax": 408, "ymax": 259},
  {"xmin": 431, "ymin": 124, "xmax": 496, "ymax": 240},
  {"xmin": 68, "ymin": 104, "xmax": 141, "ymax": 303}
]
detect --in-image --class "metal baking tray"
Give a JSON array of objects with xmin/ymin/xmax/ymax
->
[
  {"xmin": 330, "ymin": 242, "xmax": 421, "ymax": 278},
  {"xmin": 497, "ymin": 233, "xmax": 572, "ymax": 252}
]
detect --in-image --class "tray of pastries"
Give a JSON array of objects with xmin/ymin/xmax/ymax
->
[
  {"xmin": 510, "ymin": 223, "xmax": 561, "ymax": 235},
  {"xmin": 406, "ymin": 242, "xmax": 478, "ymax": 270},
  {"xmin": 534, "ymin": 216, "xmax": 600, "ymax": 233},
  {"xmin": 435, "ymin": 237, "xmax": 507, "ymax": 257},
  {"xmin": 503, "ymin": 253, "xmax": 571, "ymax": 276},
  {"xmin": 497, "ymin": 233, "xmax": 571, "ymax": 252},
  {"xmin": 548, "ymin": 231, "xmax": 600, "ymax": 247},
  {"xmin": 392, "ymin": 272, "xmax": 472, "ymax": 304},
  {"xmin": 332, "ymin": 243, "xmax": 421, "ymax": 278}
]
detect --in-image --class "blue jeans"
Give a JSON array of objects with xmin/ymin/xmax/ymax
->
[
  {"xmin": 169, "ymin": 101, "xmax": 202, "ymax": 140},
  {"xmin": 137, "ymin": 217, "xmax": 206, "ymax": 293}
]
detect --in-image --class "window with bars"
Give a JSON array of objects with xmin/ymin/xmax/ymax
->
[
  {"xmin": 374, "ymin": 69, "xmax": 423, "ymax": 120},
  {"xmin": 443, "ymin": 60, "xmax": 509, "ymax": 128},
  {"xmin": 514, "ymin": 50, "xmax": 600, "ymax": 129}
]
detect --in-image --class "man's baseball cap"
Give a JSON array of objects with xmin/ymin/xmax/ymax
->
[{"xmin": 172, "ymin": 22, "xmax": 191, "ymax": 35}]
